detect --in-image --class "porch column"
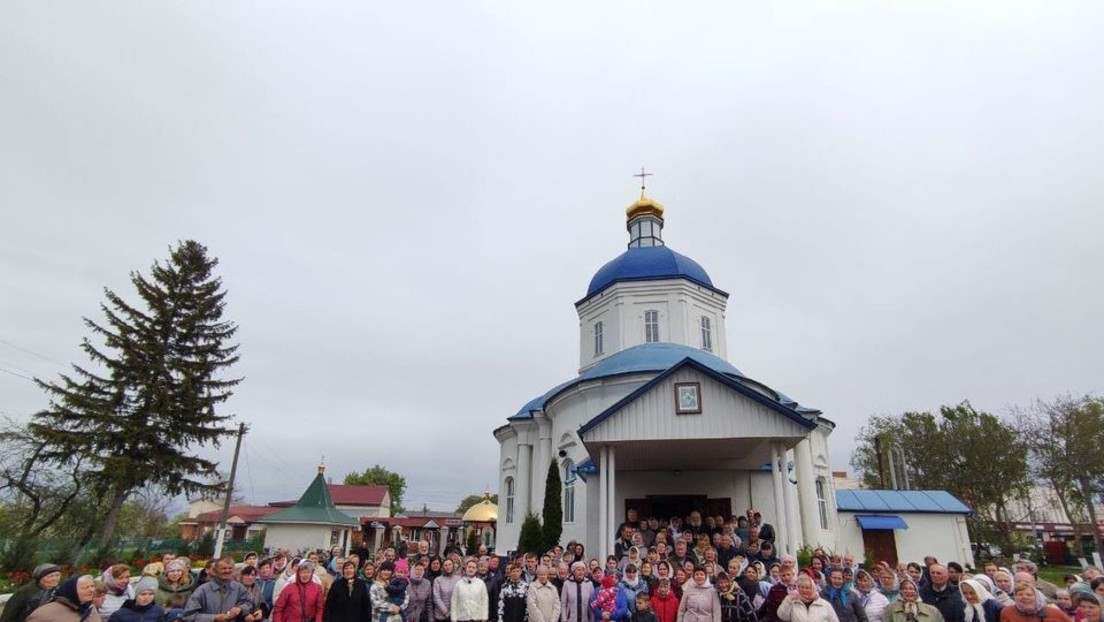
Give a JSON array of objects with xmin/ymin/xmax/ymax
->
[
  {"xmin": 439, "ymin": 525, "xmax": 450, "ymax": 554},
  {"xmin": 783, "ymin": 448, "xmax": 800, "ymax": 553},
  {"xmin": 517, "ymin": 443, "xmax": 533, "ymax": 520},
  {"xmin": 770, "ymin": 442, "xmax": 788, "ymax": 553},
  {"xmin": 532, "ymin": 424, "xmax": 552, "ymax": 516},
  {"xmin": 373, "ymin": 524, "xmax": 385, "ymax": 552},
  {"xmin": 599, "ymin": 446, "xmax": 609, "ymax": 561},
  {"xmin": 607, "ymin": 446, "xmax": 617, "ymax": 560},
  {"xmin": 795, "ymin": 438, "xmax": 820, "ymax": 546}
]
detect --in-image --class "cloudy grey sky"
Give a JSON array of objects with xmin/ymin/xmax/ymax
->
[{"xmin": 2, "ymin": 1, "xmax": 1102, "ymax": 512}]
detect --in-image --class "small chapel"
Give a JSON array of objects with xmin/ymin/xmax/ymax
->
[{"xmin": 492, "ymin": 185, "xmax": 975, "ymax": 566}]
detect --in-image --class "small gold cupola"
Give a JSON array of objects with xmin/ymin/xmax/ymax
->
[{"xmin": 626, "ymin": 167, "xmax": 665, "ymax": 248}]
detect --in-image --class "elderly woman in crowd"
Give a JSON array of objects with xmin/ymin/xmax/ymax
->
[
  {"xmin": 884, "ymin": 579, "xmax": 942, "ymax": 622},
  {"xmin": 29, "ymin": 576, "xmax": 101, "ymax": 622},
  {"xmin": 778, "ymin": 576, "xmax": 837, "ymax": 622},
  {"xmin": 677, "ymin": 567, "xmax": 721, "ymax": 622},
  {"xmin": 999, "ymin": 582, "xmax": 1070, "ymax": 622},
  {"xmin": 2, "ymin": 564, "xmax": 63, "ymax": 622},
  {"xmin": 959, "ymin": 580, "xmax": 1000, "ymax": 622},
  {"xmin": 853, "ymin": 571, "xmax": 888, "ymax": 622}
]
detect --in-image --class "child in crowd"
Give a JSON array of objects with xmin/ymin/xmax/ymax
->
[{"xmin": 631, "ymin": 593, "xmax": 658, "ymax": 622}]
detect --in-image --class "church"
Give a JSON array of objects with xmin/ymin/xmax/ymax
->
[{"xmin": 494, "ymin": 188, "xmax": 842, "ymax": 561}]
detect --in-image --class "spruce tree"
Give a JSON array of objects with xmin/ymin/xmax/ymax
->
[
  {"xmin": 517, "ymin": 513, "xmax": 543, "ymax": 555},
  {"xmin": 31, "ymin": 240, "xmax": 241, "ymax": 548},
  {"xmin": 541, "ymin": 459, "xmax": 562, "ymax": 551}
]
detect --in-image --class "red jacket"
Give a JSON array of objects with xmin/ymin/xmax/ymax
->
[
  {"xmin": 652, "ymin": 592, "xmax": 680, "ymax": 622},
  {"xmin": 274, "ymin": 581, "xmax": 325, "ymax": 622}
]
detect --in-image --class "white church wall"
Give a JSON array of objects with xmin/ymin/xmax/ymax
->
[
  {"xmin": 264, "ymin": 524, "xmax": 342, "ymax": 553},
  {"xmin": 497, "ymin": 432, "xmax": 519, "ymax": 552},
  {"xmin": 583, "ymin": 368, "xmax": 812, "ymax": 445},
  {"xmin": 836, "ymin": 513, "xmax": 975, "ymax": 568},
  {"xmin": 577, "ymin": 280, "xmax": 729, "ymax": 370}
]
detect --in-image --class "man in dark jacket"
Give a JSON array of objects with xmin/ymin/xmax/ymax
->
[{"xmin": 919, "ymin": 565, "xmax": 964, "ymax": 622}]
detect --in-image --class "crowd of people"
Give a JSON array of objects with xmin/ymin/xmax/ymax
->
[{"xmin": 5, "ymin": 508, "xmax": 1104, "ymax": 622}]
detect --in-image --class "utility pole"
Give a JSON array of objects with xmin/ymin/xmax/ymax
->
[
  {"xmin": 888, "ymin": 441, "xmax": 899, "ymax": 490},
  {"xmin": 874, "ymin": 436, "xmax": 887, "ymax": 488},
  {"xmin": 214, "ymin": 422, "xmax": 247, "ymax": 559},
  {"xmin": 898, "ymin": 445, "xmax": 911, "ymax": 490}
]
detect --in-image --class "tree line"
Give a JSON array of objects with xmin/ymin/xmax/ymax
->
[{"xmin": 849, "ymin": 396, "xmax": 1104, "ymax": 556}]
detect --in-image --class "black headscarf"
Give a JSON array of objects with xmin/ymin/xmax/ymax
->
[{"xmin": 54, "ymin": 577, "xmax": 94, "ymax": 622}]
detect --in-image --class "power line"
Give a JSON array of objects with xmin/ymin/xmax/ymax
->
[
  {"xmin": 0, "ymin": 358, "xmax": 36, "ymax": 376},
  {"xmin": 0, "ymin": 367, "xmax": 35, "ymax": 382},
  {"xmin": 0, "ymin": 339, "xmax": 67, "ymax": 367},
  {"xmin": 243, "ymin": 441, "xmax": 257, "ymax": 502}
]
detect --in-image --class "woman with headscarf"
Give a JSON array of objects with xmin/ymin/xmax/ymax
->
[
  {"xmin": 156, "ymin": 560, "xmax": 195, "ymax": 612},
  {"xmin": 99, "ymin": 565, "xmax": 134, "ymax": 620},
  {"xmin": 272, "ymin": 561, "xmax": 325, "ymax": 622},
  {"xmin": 884, "ymin": 579, "xmax": 942, "ymax": 622},
  {"xmin": 877, "ymin": 571, "xmax": 900, "ymax": 605},
  {"xmin": 958, "ymin": 580, "xmax": 1000, "ymax": 622},
  {"xmin": 325, "ymin": 560, "xmax": 370, "ymax": 622},
  {"xmin": 998, "ymin": 582, "xmax": 1070, "ymax": 622},
  {"xmin": 736, "ymin": 567, "xmax": 761, "ymax": 606},
  {"xmin": 28, "ymin": 577, "xmax": 101, "ymax": 622},
  {"xmin": 989, "ymin": 573, "xmax": 1013, "ymax": 607},
  {"xmin": 622, "ymin": 549, "xmax": 646, "ymax": 575},
  {"xmin": 777, "ymin": 576, "xmax": 837, "ymax": 622},
  {"xmin": 821, "ymin": 569, "xmax": 865, "ymax": 622},
  {"xmin": 762, "ymin": 567, "xmax": 799, "ymax": 622},
  {"xmin": 852, "ymin": 571, "xmax": 888, "ymax": 622},
  {"xmin": 716, "ymin": 574, "xmax": 758, "ymax": 622},
  {"xmin": 432, "ymin": 559, "xmax": 461, "ymax": 622},
  {"xmin": 2, "ymin": 564, "xmax": 63, "ymax": 622},
  {"xmin": 676, "ymin": 567, "xmax": 721, "ymax": 622}
]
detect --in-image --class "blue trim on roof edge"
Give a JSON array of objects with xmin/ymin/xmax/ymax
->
[{"xmin": 577, "ymin": 357, "xmax": 818, "ymax": 437}]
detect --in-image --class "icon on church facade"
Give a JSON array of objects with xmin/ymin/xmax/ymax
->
[{"xmin": 674, "ymin": 382, "xmax": 702, "ymax": 414}]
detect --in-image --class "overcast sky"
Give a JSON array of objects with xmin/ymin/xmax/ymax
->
[{"xmin": 2, "ymin": 1, "xmax": 1102, "ymax": 513}]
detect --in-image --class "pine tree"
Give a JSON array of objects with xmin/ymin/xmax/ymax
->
[
  {"xmin": 517, "ymin": 513, "xmax": 543, "ymax": 555},
  {"xmin": 541, "ymin": 459, "xmax": 562, "ymax": 551},
  {"xmin": 31, "ymin": 240, "xmax": 241, "ymax": 548}
]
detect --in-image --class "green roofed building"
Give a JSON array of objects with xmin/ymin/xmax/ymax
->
[{"xmin": 259, "ymin": 463, "xmax": 359, "ymax": 553}]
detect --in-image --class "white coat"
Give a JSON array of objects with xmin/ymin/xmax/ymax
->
[
  {"xmin": 451, "ymin": 577, "xmax": 489, "ymax": 622},
  {"xmin": 778, "ymin": 596, "xmax": 841, "ymax": 622}
]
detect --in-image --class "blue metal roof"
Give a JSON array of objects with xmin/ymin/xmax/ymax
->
[
  {"xmin": 510, "ymin": 343, "xmax": 745, "ymax": 420},
  {"xmin": 582, "ymin": 246, "xmax": 724, "ymax": 302},
  {"xmin": 835, "ymin": 490, "xmax": 971, "ymax": 514},
  {"xmin": 855, "ymin": 515, "xmax": 909, "ymax": 530}
]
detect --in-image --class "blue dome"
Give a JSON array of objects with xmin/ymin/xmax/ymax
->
[{"xmin": 585, "ymin": 246, "xmax": 715, "ymax": 299}]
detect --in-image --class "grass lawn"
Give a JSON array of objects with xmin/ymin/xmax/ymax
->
[{"xmin": 1038, "ymin": 565, "xmax": 1085, "ymax": 585}]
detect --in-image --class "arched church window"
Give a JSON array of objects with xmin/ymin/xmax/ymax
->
[
  {"xmin": 505, "ymin": 477, "xmax": 515, "ymax": 523},
  {"xmin": 644, "ymin": 310, "xmax": 660, "ymax": 343},
  {"xmin": 594, "ymin": 322, "xmax": 604, "ymax": 357},
  {"xmin": 700, "ymin": 316, "xmax": 712, "ymax": 352},
  {"xmin": 562, "ymin": 459, "xmax": 576, "ymax": 523},
  {"xmin": 815, "ymin": 477, "xmax": 829, "ymax": 530}
]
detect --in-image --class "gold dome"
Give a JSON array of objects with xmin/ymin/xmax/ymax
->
[
  {"xmin": 626, "ymin": 195, "xmax": 665, "ymax": 222},
  {"xmin": 462, "ymin": 492, "xmax": 498, "ymax": 523}
]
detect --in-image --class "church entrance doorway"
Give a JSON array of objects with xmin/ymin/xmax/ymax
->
[
  {"xmin": 862, "ymin": 529, "xmax": 898, "ymax": 565},
  {"xmin": 626, "ymin": 496, "xmax": 732, "ymax": 522}
]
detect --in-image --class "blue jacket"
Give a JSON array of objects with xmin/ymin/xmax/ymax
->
[
  {"xmin": 109, "ymin": 601, "xmax": 166, "ymax": 622},
  {"xmin": 591, "ymin": 587, "xmax": 631, "ymax": 622}
]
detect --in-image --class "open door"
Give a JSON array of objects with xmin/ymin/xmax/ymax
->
[{"xmin": 862, "ymin": 529, "xmax": 898, "ymax": 565}]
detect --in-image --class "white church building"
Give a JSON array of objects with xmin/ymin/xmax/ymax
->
[
  {"xmin": 492, "ymin": 190, "xmax": 974, "ymax": 567},
  {"xmin": 494, "ymin": 191, "xmax": 843, "ymax": 561}
]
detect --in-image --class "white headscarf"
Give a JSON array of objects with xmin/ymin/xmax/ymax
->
[{"xmin": 962, "ymin": 579, "xmax": 994, "ymax": 622}]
